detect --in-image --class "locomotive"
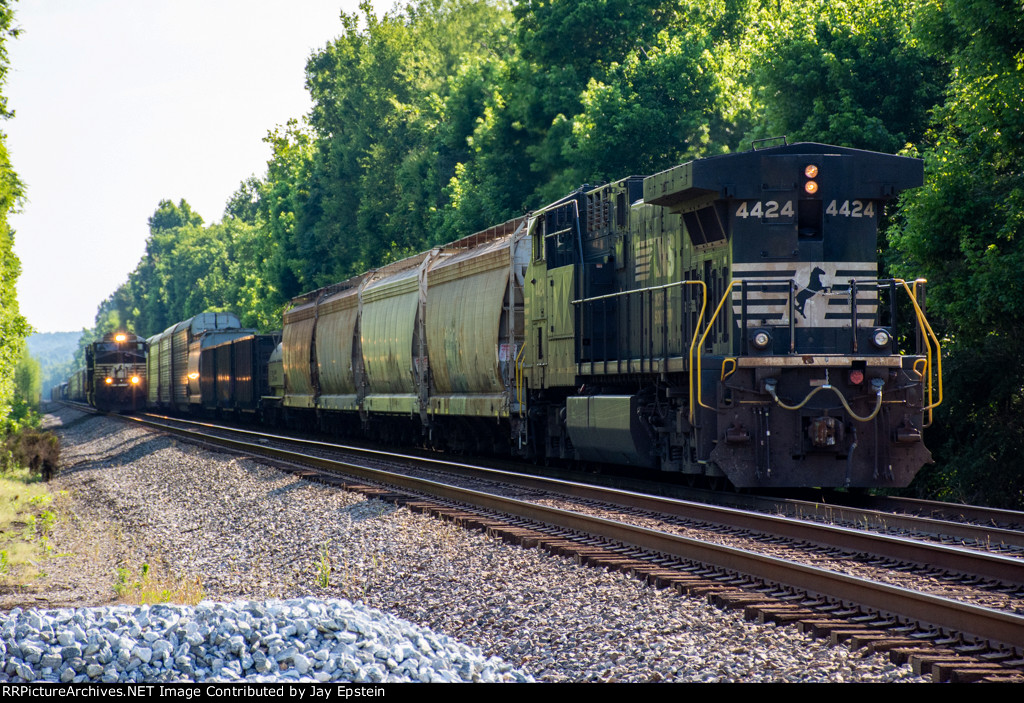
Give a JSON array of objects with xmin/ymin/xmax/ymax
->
[
  {"xmin": 69, "ymin": 141, "xmax": 942, "ymax": 489},
  {"xmin": 66, "ymin": 332, "xmax": 148, "ymax": 412}
]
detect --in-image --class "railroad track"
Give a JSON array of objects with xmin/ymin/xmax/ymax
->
[{"xmin": 103, "ymin": 410, "xmax": 1024, "ymax": 682}]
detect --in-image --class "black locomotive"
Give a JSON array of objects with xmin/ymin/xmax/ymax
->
[{"xmin": 66, "ymin": 332, "xmax": 148, "ymax": 412}]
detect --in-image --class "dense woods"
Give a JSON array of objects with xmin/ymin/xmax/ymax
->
[
  {"xmin": 76, "ymin": 0, "xmax": 1023, "ymax": 507},
  {"xmin": 0, "ymin": 0, "xmax": 28, "ymax": 426}
]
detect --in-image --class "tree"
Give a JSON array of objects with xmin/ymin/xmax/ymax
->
[
  {"xmin": 746, "ymin": 0, "xmax": 943, "ymax": 152},
  {"xmin": 888, "ymin": 0, "xmax": 1024, "ymax": 507},
  {"xmin": 0, "ymin": 0, "xmax": 25, "ymax": 423}
]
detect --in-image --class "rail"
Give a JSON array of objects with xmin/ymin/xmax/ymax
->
[{"xmin": 118, "ymin": 411, "xmax": 1024, "ymax": 652}]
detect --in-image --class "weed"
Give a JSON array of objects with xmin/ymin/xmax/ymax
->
[
  {"xmin": 113, "ymin": 562, "xmax": 205, "ymax": 605},
  {"xmin": 38, "ymin": 510, "xmax": 56, "ymax": 536},
  {"xmin": 2, "ymin": 428, "xmax": 60, "ymax": 480},
  {"xmin": 316, "ymin": 544, "xmax": 331, "ymax": 589}
]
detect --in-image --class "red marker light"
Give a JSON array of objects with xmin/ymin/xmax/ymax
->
[{"xmin": 848, "ymin": 370, "xmax": 865, "ymax": 386}]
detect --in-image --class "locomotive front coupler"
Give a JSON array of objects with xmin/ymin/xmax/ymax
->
[{"xmin": 763, "ymin": 375, "xmax": 885, "ymax": 423}]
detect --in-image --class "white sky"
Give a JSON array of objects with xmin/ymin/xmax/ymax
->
[{"xmin": 7, "ymin": 1, "xmax": 391, "ymax": 333}]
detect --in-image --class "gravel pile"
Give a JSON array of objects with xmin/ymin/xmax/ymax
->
[
  {"xmin": 23, "ymin": 407, "xmax": 927, "ymax": 683},
  {"xmin": 0, "ymin": 597, "xmax": 532, "ymax": 683}
]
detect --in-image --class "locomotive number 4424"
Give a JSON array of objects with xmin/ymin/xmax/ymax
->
[{"xmin": 734, "ymin": 199, "xmax": 876, "ymax": 219}]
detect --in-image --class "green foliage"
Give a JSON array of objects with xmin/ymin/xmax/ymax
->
[
  {"xmin": 0, "ymin": 1, "xmax": 24, "ymax": 425},
  {"xmin": 293, "ymin": 0, "xmax": 516, "ymax": 287},
  {"xmin": 566, "ymin": 25, "xmax": 744, "ymax": 185},
  {"xmin": 112, "ymin": 561, "xmax": 205, "ymax": 605},
  {"xmin": 888, "ymin": 0, "xmax": 1024, "ymax": 507},
  {"xmin": 745, "ymin": 0, "xmax": 944, "ymax": 152},
  {"xmin": 8, "ymin": 345, "xmax": 40, "ymax": 423},
  {"xmin": 0, "ymin": 476, "xmax": 61, "ymax": 586},
  {"xmin": 94, "ymin": 198, "xmax": 285, "ymax": 337},
  {"xmin": 316, "ymin": 543, "xmax": 331, "ymax": 589}
]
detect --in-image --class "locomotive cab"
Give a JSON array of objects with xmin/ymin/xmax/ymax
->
[{"xmin": 669, "ymin": 143, "xmax": 936, "ymax": 487}]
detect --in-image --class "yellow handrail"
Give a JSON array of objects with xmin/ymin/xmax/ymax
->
[
  {"xmin": 910, "ymin": 279, "xmax": 931, "ymax": 421},
  {"xmin": 721, "ymin": 358, "xmax": 737, "ymax": 382},
  {"xmin": 692, "ymin": 280, "xmax": 741, "ymax": 417},
  {"xmin": 683, "ymin": 276, "xmax": 941, "ymax": 429},
  {"xmin": 897, "ymin": 278, "xmax": 943, "ymax": 423},
  {"xmin": 684, "ymin": 282, "xmax": 708, "ymax": 423}
]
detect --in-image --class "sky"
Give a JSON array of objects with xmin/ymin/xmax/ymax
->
[{"xmin": 7, "ymin": 1, "xmax": 390, "ymax": 333}]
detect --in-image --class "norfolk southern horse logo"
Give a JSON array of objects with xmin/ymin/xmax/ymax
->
[
  {"xmin": 731, "ymin": 261, "xmax": 878, "ymax": 329},
  {"xmin": 794, "ymin": 266, "xmax": 827, "ymax": 320}
]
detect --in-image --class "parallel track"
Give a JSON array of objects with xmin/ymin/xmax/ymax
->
[{"xmin": 123, "ymin": 411, "xmax": 1024, "ymax": 657}]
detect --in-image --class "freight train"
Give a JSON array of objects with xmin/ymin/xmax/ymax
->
[{"xmin": 69, "ymin": 141, "xmax": 943, "ymax": 488}]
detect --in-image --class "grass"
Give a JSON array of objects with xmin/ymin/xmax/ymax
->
[
  {"xmin": 316, "ymin": 543, "xmax": 332, "ymax": 589},
  {"xmin": 112, "ymin": 561, "xmax": 206, "ymax": 606},
  {"xmin": 0, "ymin": 465, "xmax": 63, "ymax": 583},
  {"xmin": 0, "ymin": 458, "xmax": 205, "ymax": 605}
]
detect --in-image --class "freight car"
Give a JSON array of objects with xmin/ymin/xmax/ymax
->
[
  {"xmin": 199, "ymin": 331, "xmax": 281, "ymax": 418},
  {"xmin": 146, "ymin": 312, "xmax": 252, "ymax": 414},
  {"xmin": 274, "ymin": 141, "xmax": 941, "ymax": 488}
]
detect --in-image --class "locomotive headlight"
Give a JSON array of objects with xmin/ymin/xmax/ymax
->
[
  {"xmin": 188, "ymin": 372, "xmax": 200, "ymax": 380},
  {"xmin": 804, "ymin": 180, "xmax": 819, "ymax": 194},
  {"xmin": 115, "ymin": 333, "xmax": 127, "ymax": 343},
  {"xmin": 872, "ymin": 329, "xmax": 892, "ymax": 349},
  {"xmin": 105, "ymin": 377, "xmax": 113, "ymax": 385},
  {"xmin": 131, "ymin": 376, "xmax": 140, "ymax": 385},
  {"xmin": 751, "ymin": 330, "xmax": 772, "ymax": 350},
  {"xmin": 804, "ymin": 164, "xmax": 819, "ymax": 179}
]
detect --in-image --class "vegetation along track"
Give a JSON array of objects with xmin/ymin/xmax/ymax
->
[{"xmin": 90, "ymin": 407, "xmax": 1024, "ymax": 681}]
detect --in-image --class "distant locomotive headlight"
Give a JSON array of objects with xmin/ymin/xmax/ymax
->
[
  {"xmin": 105, "ymin": 377, "xmax": 113, "ymax": 385},
  {"xmin": 131, "ymin": 376, "xmax": 140, "ymax": 385},
  {"xmin": 188, "ymin": 372, "xmax": 200, "ymax": 380},
  {"xmin": 115, "ymin": 333, "xmax": 127, "ymax": 343},
  {"xmin": 872, "ymin": 328, "xmax": 892, "ymax": 349},
  {"xmin": 751, "ymin": 330, "xmax": 772, "ymax": 350},
  {"xmin": 804, "ymin": 164, "xmax": 819, "ymax": 178}
]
